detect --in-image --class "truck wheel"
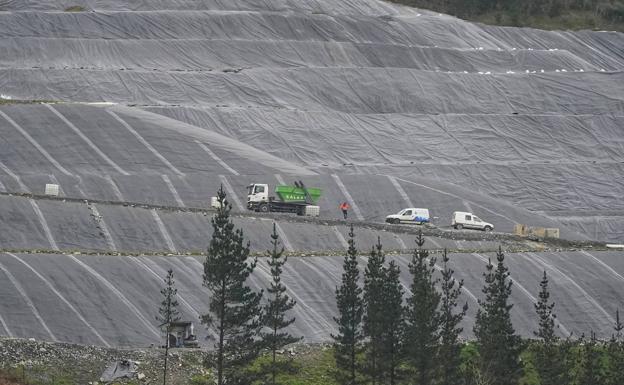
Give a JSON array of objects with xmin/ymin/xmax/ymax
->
[
  {"xmin": 456, "ymin": 224, "xmax": 463, "ymax": 230},
  {"xmin": 259, "ymin": 204, "xmax": 269, "ymax": 213},
  {"xmin": 484, "ymin": 226, "xmax": 492, "ymax": 232}
]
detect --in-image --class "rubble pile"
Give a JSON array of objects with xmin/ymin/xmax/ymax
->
[{"xmin": 0, "ymin": 338, "xmax": 209, "ymax": 385}]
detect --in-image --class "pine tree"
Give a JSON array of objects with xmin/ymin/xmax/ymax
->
[
  {"xmin": 404, "ymin": 230, "xmax": 440, "ymax": 385},
  {"xmin": 437, "ymin": 249, "xmax": 468, "ymax": 385},
  {"xmin": 202, "ymin": 186, "xmax": 263, "ymax": 385},
  {"xmin": 575, "ymin": 331, "xmax": 602, "ymax": 385},
  {"xmin": 605, "ymin": 310, "xmax": 624, "ymax": 385},
  {"xmin": 332, "ymin": 224, "xmax": 364, "ymax": 385},
  {"xmin": 557, "ymin": 333, "xmax": 576, "ymax": 385},
  {"xmin": 259, "ymin": 223, "xmax": 302, "ymax": 385},
  {"xmin": 473, "ymin": 246, "xmax": 522, "ymax": 385},
  {"xmin": 615, "ymin": 309, "xmax": 624, "ymax": 341},
  {"xmin": 382, "ymin": 260, "xmax": 405, "ymax": 385},
  {"xmin": 534, "ymin": 271, "xmax": 556, "ymax": 343},
  {"xmin": 363, "ymin": 237, "xmax": 387, "ymax": 385},
  {"xmin": 156, "ymin": 269, "xmax": 180, "ymax": 385},
  {"xmin": 533, "ymin": 270, "xmax": 562, "ymax": 385}
]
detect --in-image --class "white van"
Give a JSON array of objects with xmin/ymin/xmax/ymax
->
[
  {"xmin": 386, "ymin": 208, "xmax": 430, "ymax": 225},
  {"xmin": 452, "ymin": 211, "xmax": 493, "ymax": 231}
]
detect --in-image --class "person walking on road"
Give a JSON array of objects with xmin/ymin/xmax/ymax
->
[{"xmin": 340, "ymin": 201, "xmax": 350, "ymax": 220}]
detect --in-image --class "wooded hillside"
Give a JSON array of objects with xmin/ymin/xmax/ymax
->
[{"xmin": 389, "ymin": 0, "xmax": 624, "ymax": 31}]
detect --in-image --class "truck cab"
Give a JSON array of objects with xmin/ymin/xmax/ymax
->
[
  {"xmin": 386, "ymin": 208, "xmax": 430, "ymax": 225},
  {"xmin": 247, "ymin": 183, "xmax": 269, "ymax": 206},
  {"xmin": 451, "ymin": 211, "xmax": 493, "ymax": 231}
]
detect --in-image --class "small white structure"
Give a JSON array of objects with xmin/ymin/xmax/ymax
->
[
  {"xmin": 304, "ymin": 205, "xmax": 320, "ymax": 217},
  {"xmin": 44, "ymin": 183, "xmax": 59, "ymax": 197}
]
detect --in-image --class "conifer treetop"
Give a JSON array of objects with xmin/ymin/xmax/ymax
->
[{"xmin": 534, "ymin": 270, "xmax": 557, "ymax": 343}]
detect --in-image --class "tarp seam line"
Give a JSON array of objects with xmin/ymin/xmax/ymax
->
[
  {"xmin": 471, "ymin": 252, "xmax": 571, "ymax": 336},
  {"xmin": 332, "ymin": 226, "xmax": 349, "ymax": 249},
  {"xmin": 196, "ymin": 140, "xmax": 240, "ymax": 176},
  {"xmin": 28, "ymin": 199, "xmax": 59, "ymax": 251},
  {"xmin": 90, "ymin": 204, "xmax": 118, "ymax": 252},
  {"xmin": 393, "ymin": 176, "xmax": 517, "ymax": 224},
  {"xmin": 45, "ymin": 105, "xmax": 130, "ymax": 176},
  {"xmin": 0, "ymin": 261, "xmax": 57, "ymax": 341},
  {"xmin": 169, "ymin": 257, "xmax": 220, "ymax": 340},
  {"xmin": 331, "ymin": 174, "xmax": 364, "ymax": 221},
  {"xmin": 66, "ymin": 254, "xmax": 160, "ymax": 339},
  {"xmin": 256, "ymin": 261, "xmax": 335, "ymax": 337},
  {"xmin": 161, "ymin": 174, "xmax": 186, "ymax": 207},
  {"xmin": 151, "ymin": 209, "xmax": 178, "ymax": 254},
  {"xmin": 218, "ymin": 174, "xmax": 244, "ymax": 211},
  {"xmin": 527, "ymin": 252, "xmax": 615, "ymax": 324},
  {"xmin": 6, "ymin": 252, "xmax": 111, "ymax": 347},
  {"xmin": 274, "ymin": 173, "xmax": 286, "ymax": 185},
  {"xmin": 132, "ymin": 257, "xmax": 201, "ymax": 319},
  {"xmin": 393, "ymin": 234, "xmax": 407, "ymax": 250},
  {"xmin": 105, "ymin": 175, "xmax": 125, "ymax": 201},
  {"xmin": 108, "ymin": 110, "xmax": 185, "ymax": 177},
  {"xmin": 274, "ymin": 222, "xmax": 294, "ymax": 252},
  {"xmin": 0, "ymin": 110, "xmax": 73, "ymax": 176},
  {"xmin": 387, "ymin": 175, "xmax": 414, "ymax": 207},
  {"xmin": 0, "ymin": 161, "xmax": 29, "ymax": 192},
  {"xmin": 579, "ymin": 250, "xmax": 624, "ymax": 284},
  {"xmin": 0, "ymin": 265, "xmax": 14, "ymax": 337}
]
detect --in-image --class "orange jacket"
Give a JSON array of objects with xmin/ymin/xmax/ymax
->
[{"xmin": 340, "ymin": 202, "xmax": 350, "ymax": 210}]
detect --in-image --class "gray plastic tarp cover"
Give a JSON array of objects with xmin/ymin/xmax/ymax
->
[
  {"xmin": 0, "ymin": 104, "xmax": 610, "ymax": 241},
  {"xmin": 0, "ymin": 0, "xmax": 623, "ymax": 347},
  {"xmin": 0, "ymin": 251, "xmax": 622, "ymax": 347},
  {"xmin": 0, "ymin": 0, "xmax": 622, "ymax": 241}
]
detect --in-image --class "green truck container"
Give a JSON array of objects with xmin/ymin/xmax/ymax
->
[{"xmin": 275, "ymin": 184, "xmax": 322, "ymax": 203}]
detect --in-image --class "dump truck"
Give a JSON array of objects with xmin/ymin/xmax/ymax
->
[{"xmin": 247, "ymin": 181, "xmax": 321, "ymax": 216}]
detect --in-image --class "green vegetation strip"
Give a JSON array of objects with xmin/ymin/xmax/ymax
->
[{"xmin": 388, "ymin": 0, "xmax": 624, "ymax": 32}]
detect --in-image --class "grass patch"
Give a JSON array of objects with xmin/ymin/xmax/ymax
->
[
  {"xmin": 0, "ymin": 99, "xmax": 58, "ymax": 105},
  {"xmin": 387, "ymin": 1, "xmax": 624, "ymax": 32},
  {"xmin": 0, "ymin": 370, "xmax": 24, "ymax": 385},
  {"xmin": 475, "ymin": 10, "xmax": 624, "ymax": 31},
  {"xmin": 0, "ymin": 367, "xmax": 74, "ymax": 385},
  {"xmin": 64, "ymin": 5, "xmax": 86, "ymax": 12},
  {"xmin": 254, "ymin": 347, "xmax": 337, "ymax": 385}
]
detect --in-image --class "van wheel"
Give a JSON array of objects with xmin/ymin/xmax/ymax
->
[
  {"xmin": 259, "ymin": 204, "xmax": 269, "ymax": 213},
  {"xmin": 392, "ymin": 218, "xmax": 400, "ymax": 224},
  {"xmin": 456, "ymin": 224, "xmax": 463, "ymax": 230},
  {"xmin": 484, "ymin": 226, "xmax": 492, "ymax": 232}
]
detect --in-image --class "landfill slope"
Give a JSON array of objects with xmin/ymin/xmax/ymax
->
[
  {"xmin": 0, "ymin": 0, "xmax": 622, "ymax": 241},
  {"xmin": 0, "ymin": 0, "xmax": 623, "ymax": 347},
  {"xmin": 0, "ymin": 251, "xmax": 622, "ymax": 346}
]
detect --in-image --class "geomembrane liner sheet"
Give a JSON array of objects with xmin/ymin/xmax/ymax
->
[{"xmin": 0, "ymin": 251, "xmax": 622, "ymax": 347}]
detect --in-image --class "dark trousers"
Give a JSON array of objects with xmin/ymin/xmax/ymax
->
[{"xmin": 342, "ymin": 209, "xmax": 348, "ymax": 219}]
